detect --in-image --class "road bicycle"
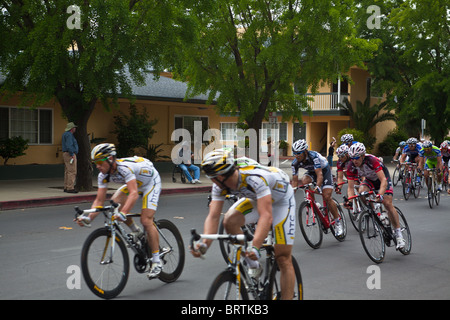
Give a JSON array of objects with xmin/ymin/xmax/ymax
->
[
  {"xmin": 190, "ymin": 228, "xmax": 303, "ymax": 300},
  {"xmin": 391, "ymin": 160, "xmax": 404, "ymax": 187},
  {"xmin": 297, "ymin": 183, "xmax": 347, "ymax": 249},
  {"xmin": 346, "ymin": 191, "xmax": 412, "ymax": 263},
  {"xmin": 402, "ymin": 162, "xmax": 421, "ymax": 200},
  {"xmin": 425, "ymin": 168, "xmax": 440, "ymax": 209},
  {"xmin": 74, "ymin": 201, "xmax": 185, "ymax": 299}
]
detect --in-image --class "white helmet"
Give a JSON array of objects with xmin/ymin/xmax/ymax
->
[
  {"xmin": 348, "ymin": 142, "xmax": 366, "ymax": 158},
  {"xmin": 336, "ymin": 144, "xmax": 349, "ymax": 157},
  {"xmin": 292, "ymin": 139, "xmax": 308, "ymax": 154},
  {"xmin": 341, "ymin": 134, "xmax": 354, "ymax": 144}
]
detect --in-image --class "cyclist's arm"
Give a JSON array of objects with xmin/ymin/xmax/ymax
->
[
  {"xmin": 201, "ymin": 199, "xmax": 224, "ymax": 249},
  {"xmin": 347, "ymin": 179, "xmax": 355, "ymax": 198},
  {"xmin": 291, "ymin": 174, "xmax": 299, "ymax": 188},
  {"xmin": 76, "ymin": 187, "xmax": 107, "ymax": 226},
  {"xmin": 314, "ymin": 167, "xmax": 323, "ymax": 190},
  {"xmin": 253, "ymin": 194, "xmax": 273, "ymax": 250},
  {"xmin": 375, "ymin": 170, "xmax": 388, "ymax": 196},
  {"xmin": 400, "ymin": 153, "xmax": 406, "ymax": 164}
]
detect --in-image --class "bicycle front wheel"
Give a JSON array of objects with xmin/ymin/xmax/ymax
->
[
  {"xmin": 81, "ymin": 228, "xmax": 129, "ymax": 299},
  {"xmin": 156, "ymin": 219, "xmax": 185, "ymax": 283},
  {"xmin": 298, "ymin": 201, "xmax": 323, "ymax": 249},
  {"xmin": 206, "ymin": 270, "xmax": 249, "ymax": 300},
  {"xmin": 395, "ymin": 207, "xmax": 412, "ymax": 255},
  {"xmin": 266, "ymin": 256, "xmax": 303, "ymax": 300},
  {"xmin": 358, "ymin": 211, "xmax": 385, "ymax": 263},
  {"xmin": 392, "ymin": 166, "xmax": 400, "ymax": 186},
  {"xmin": 330, "ymin": 198, "xmax": 347, "ymax": 242},
  {"xmin": 402, "ymin": 172, "xmax": 411, "ymax": 201},
  {"xmin": 427, "ymin": 177, "xmax": 434, "ymax": 209}
]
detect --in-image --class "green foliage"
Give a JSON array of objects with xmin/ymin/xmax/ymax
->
[
  {"xmin": 112, "ymin": 105, "xmax": 158, "ymax": 158},
  {"xmin": 146, "ymin": 143, "xmax": 170, "ymax": 163},
  {"xmin": 337, "ymin": 128, "xmax": 370, "ymax": 151},
  {"xmin": 171, "ymin": 0, "xmax": 378, "ymax": 136},
  {"xmin": 377, "ymin": 128, "xmax": 409, "ymax": 156},
  {"xmin": 0, "ymin": 136, "xmax": 29, "ymax": 165},
  {"xmin": 355, "ymin": 0, "xmax": 450, "ymax": 142}
]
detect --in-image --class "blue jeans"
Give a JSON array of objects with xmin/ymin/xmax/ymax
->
[{"xmin": 179, "ymin": 164, "xmax": 200, "ymax": 182}]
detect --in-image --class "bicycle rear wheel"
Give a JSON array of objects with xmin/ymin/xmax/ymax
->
[
  {"xmin": 156, "ymin": 219, "xmax": 185, "ymax": 283},
  {"xmin": 394, "ymin": 207, "xmax": 412, "ymax": 255},
  {"xmin": 358, "ymin": 211, "xmax": 385, "ymax": 263},
  {"xmin": 81, "ymin": 227, "xmax": 129, "ymax": 299},
  {"xmin": 298, "ymin": 201, "xmax": 323, "ymax": 249},
  {"xmin": 206, "ymin": 270, "xmax": 249, "ymax": 300},
  {"xmin": 266, "ymin": 256, "xmax": 303, "ymax": 300}
]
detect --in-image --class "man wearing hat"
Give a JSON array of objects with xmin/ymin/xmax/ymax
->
[{"xmin": 62, "ymin": 122, "xmax": 79, "ymax": 193}]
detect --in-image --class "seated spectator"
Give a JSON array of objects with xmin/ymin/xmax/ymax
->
[{"xmin": 178, "ymin": 141, "xmax": 202, "ymax": 184}]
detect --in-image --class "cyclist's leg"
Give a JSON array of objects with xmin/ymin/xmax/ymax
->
[
  {"xmin": 272, "ymin": 192, "xmax": 296, "ymax": 300},
  {"xmin": 141, "ymin": 174, "xmax": 162, "ymax": 271},
  {"xmin": 322, "ymin": 166, "xmax": 339, "ymax": 220},
  {"xmin": 301, "ymin": 173, "xmax": 315, "ymax": 202}
]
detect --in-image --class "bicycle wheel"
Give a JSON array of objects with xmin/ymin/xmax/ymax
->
[
  {"xmin": 330, "ymin": 198, "xmax": 347, "ymax": 241},
  {"xmin": 156, "ymin": 219, "xmax": 185, "ymax": 283},
  {"xmin": 402, "ymin": 172, "xmax": 411, "ymax": 201},
  {"xmin": 206, "ymin": 270, "xmax": 249, "ymax": 300},
  {"xmin": 435, "ymin": 183, "xmax": 440, "ymax": 206},
  {"xmin": 81, "ymin": 228, "xmax": 129, "ymax": 299},
  {"xmin": 413, "ymin": 173, "xmax": 421, "ymax": 198},
  {"xmin": 347, "ymin": 198, "xmax": 363, "ymax": 232},
  {"xmin": 298, "ymin": 201, "xmax": 323, "ymax": 249},
  {"xmin": 394, "ymin": 207, "xmax": 412, "ymax": 255},
  {"xmin": 392, "ymin": 166, "xmax": 400, "ymax": 186},
  {"xmin": 266, "ymin": 256, "xmax": 303, "ymax": 300},
  {"xmin": 427, "ymin": 177, "xmax": 434, "ymax": 209},
  {"xmin": 358, "ymin": 211, "xmax": 385, "ymax": 263}
]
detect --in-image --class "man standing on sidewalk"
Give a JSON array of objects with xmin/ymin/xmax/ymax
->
[{"xmin": 62, "ymin": 122, "xmax": 78, "ymax": 193}]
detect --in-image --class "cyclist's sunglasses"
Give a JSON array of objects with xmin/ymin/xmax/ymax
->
[
  {"xmin": 293, "ymin": 151, "xmax": 305, "ymax": 156},
  {"xmin": 350, "ymin": 156, "xmax": 361, "ymax": 160},
  {"xmin": 93, "ymin": 157, "xmax": 109, "ymax": 165}
]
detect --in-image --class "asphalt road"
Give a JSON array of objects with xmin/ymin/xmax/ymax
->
[{"xmin": 1, "ymin": 185, "xmax": 449, "ymax": 300}]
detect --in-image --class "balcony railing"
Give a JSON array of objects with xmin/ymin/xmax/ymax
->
[{"xmin": 305, "ymin": 93, "xmax": 349, "ymax": 111}]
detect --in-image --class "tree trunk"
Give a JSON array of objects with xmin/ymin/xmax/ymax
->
[{"xmin": 57, "ymin": 88, "xmax": 97, "ymax": 191}]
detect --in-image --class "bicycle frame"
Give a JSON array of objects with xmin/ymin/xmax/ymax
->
[{"xmin": 298, "ymin": 183, "xmax": 334, "ymax": 230}]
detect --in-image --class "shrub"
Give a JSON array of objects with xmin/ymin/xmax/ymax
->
[
  {"xmin": 0, "ymin": 136, "xmax": 29, "ymax": 165},
  {"xmin": 377, "ymin": 128, "xmax": 409, "ymax": 156}
]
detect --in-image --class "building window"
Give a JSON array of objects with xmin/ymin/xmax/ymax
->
[
  {"xmin": 0, "ymin": 106, "xmax": 53, "ymax": 144},
  {"xmin": 174, "ymin": 115, "xmax": 208, "ymax": 141}
]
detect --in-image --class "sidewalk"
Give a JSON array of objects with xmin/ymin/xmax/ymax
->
[
  {"xmin": 0, "ymin": 171, "xmax": 213, "ymax": 211},
  {"xmin": 0, "ymin": 161, "xmax": 397, "ymax": 211}
]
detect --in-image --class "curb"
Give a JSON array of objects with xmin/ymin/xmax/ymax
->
[{"xmin": 0, "ymin": 186, "xmax": 211, "ymax": 211}]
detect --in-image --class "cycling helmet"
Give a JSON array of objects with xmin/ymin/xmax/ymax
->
[
  {"xmin": 91, "ymin": 143, "xmax": 117, "ymax": 161},
  {"xmin": 348, "ymin": 142, "xmax": 366, "ymax": 158},
  {"xmin": 422, "ymin": 140, "xmax": 432, "ymax": 148},
  {"xmin": 440, "ymin": 141, "xmax": 449, "ymax": 150},
  {"xmin": 399, "ymin": 141, "xmax": 406, "ymax": 147},
  {"xmin": 341, "ymin": 134, "xmax": 354, "ymax": 144},
  {"xmin": 336, "ymin": 144, "xmax": 349, "ymax": 157},
  {"xmin": 201, "ymin": 148, "xmax": 235, "ymax": 178},
  {"xmin": 292, "ymin": 139, "xmax": 308, "ymax": 153},
  {"xmin": 406, "ymin": 137, "xmax": 418, "ymax": 144}
]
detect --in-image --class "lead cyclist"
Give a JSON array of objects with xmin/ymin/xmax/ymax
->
[{"xmin": 419, "ymin": 140, "xmax": 444, "ymax": 191}]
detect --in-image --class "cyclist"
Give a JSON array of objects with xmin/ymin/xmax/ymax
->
[
  {"xmin": 419, "ymin": 140, "xmax": 443, "ymax": 191},
  {"xmin": 291, "ymin": 139, "xmax": 343, "ymax": 236},
  {"xmin": 75, "ymin": 143, "xmax": 163, "ymax": 279},
  {"xmin": 191, "ymin": 148, "xmax": 296, "ymax": 300},
  {"xmin": 345, "ymin": 142, "xmax": 406, "ymax": 249},
  {"xmin": 400, "ymin": 137, "xmax": 422, "ymax": 184},
  {"xmin": 440, "ymin": 141, "xmax": 450, "ymax": 194},
  {"xmin": 341, "ymin": 133, "xmax": 357, "ymax": 147},
  {"xmin": 393, "ymin": 141, "xmax": 406, "ymax": 162},
  {"xmin": 335, "ymin": 144, "xmax": 350, "ymax": 194}
]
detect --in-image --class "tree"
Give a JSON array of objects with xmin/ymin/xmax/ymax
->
[
  {"xmin": 355, "ymin": 0, "xmax": 450, "ymax": 142},
  {"xmin": 0, "ymin": 136, "xmax": 29, "ymax": 165},
  {"xmin": 170, "ymin": 0, "xmax": 378, "ymax": 160},
  {"xmin": 0, "ymin": 0, "xmax": 182, "ymax": 190},
  {"xmin": 112, "ymin": 104, "xmax": 158, "ymax": 158},
  {"xmin": 339, "ymin": 97, "xmax": 396, "ymax": 150}
]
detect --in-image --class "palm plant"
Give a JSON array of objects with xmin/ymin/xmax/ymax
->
[{"xmin": 338, "ymin": 97, "xmax": 396, "ymax": 150}]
